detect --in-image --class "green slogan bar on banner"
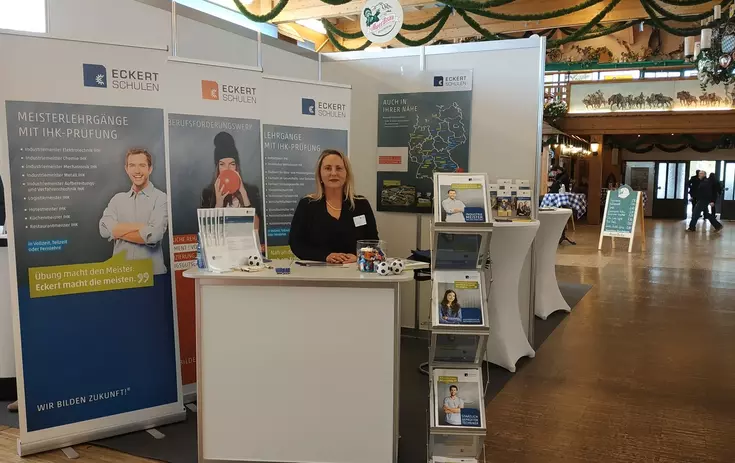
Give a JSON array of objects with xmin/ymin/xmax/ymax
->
[{"xmin": 28, "ymin": 252, "xmax": 154, "ymax": 299}]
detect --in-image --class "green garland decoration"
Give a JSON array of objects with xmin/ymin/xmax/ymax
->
[
  {"xmin": 396, "ymin": 9, "xmax": 452, "ymax": 46},
  {"xmin": 547, "ymin": 0, "xmax": 623, "ymax": 47},
  {"xmin": 640, "ymin": 0, "xmax": 714, "ymax": 36},
  {"xmin": 322, "ymin": 18, "xmax": 364, "ymax": 39},
  {"xmin": 459, "ymin": 0, "xmax": 604, "ymax": 21},
  {"xmin": 435, "ymin": 0, "xmax": 514, "ymax": 9},
  {"xmin": 455, "ymin": 9, "xmax": 505, "ymax": 40},
  {"xmin": 658, "ymin": 0, "xmax": 715, "ymax": 5},
  {"xmin": 646, "ymin": 0, "xmax": 730, "ymax": 23},
  {"xmin": 326, "ymin": 29, "xmax": 371, "ymax": 51},
  {"xmin": 232, "ymin": 0, "xmax": 288, "ymax": 23},
  {"xmin": 402, "ymin": 6, "xmax": 453, "ymax": 30}
]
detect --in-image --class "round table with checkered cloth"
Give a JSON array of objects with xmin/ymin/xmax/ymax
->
[{"xmin": 540, "ymin": 193, "xmax": 587, "ymax": 219}]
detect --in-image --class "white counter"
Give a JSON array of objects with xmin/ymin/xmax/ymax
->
[{"xmin": 184, "ymin": 263, "xmax": 413, "ymax": 463}]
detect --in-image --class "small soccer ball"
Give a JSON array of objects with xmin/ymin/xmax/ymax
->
[
  {"xmin": 247, "ymin": 255, "xmax": 263, "ymax": 267},
  {"xmin": 389, "ymin": 259, "xmax": 405, "ymax": 274},
  {"xmin": 376, "ymin": 261, "xmax": 391, "ymax": 276}
]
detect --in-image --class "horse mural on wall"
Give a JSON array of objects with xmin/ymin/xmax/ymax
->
[
  {"xmin": 583, "ymin": 90, "xmax": 678, "ymax": 111},
  {"xmin": 582, "ymin": 89, "xmax": 606, "ymax": 109},
  {"xmin": 677, "ymin": 90, "xmax": 730, "ymax": 107}
]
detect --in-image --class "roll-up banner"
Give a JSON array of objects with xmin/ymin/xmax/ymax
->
[
  {"xmin": 261, "ymin": 76, "xmax": 351, "ymax": 259},
  {"xmin": 164, "ymin": 58, "xmax": 263, "ymax": 398},
  {"xmin": 0, "ymin": 34, "xmax": 184, "ymax": 455}
]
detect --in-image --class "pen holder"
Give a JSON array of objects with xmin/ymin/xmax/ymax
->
[{"xmin": 357, "ymin": 240, "xmax": 386, "ymax": 273}]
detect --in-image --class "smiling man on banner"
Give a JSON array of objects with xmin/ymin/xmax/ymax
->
[{"xmin": 99, "ymin": 148, "xmax": 168, "ymax": 275}]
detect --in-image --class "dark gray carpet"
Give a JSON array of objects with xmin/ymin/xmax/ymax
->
[
  {"xmin": 0, "ymin": 282, "xmax": 593, "ymax": 463},
  {"xmin": 0, "ymin": 400, "xmax": 19, "ymax": 427}
]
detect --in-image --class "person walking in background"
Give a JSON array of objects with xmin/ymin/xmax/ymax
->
[
  {"xmin": 549, "ymin": 166, "xmax": 570, "ymax": 194},
  {"xmin": 709, "ymin": 172, "xmax": 723, "ymax": 217},
  {"xmin": 687, "ymin": 171, "xmax": 723, "ymax": 233},
  {"xmin": 688, "ymin": 169, "xmax": 701, "ymax": 212}
]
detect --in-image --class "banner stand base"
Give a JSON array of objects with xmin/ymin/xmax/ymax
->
[
  {"xmin": 182, "ymin": 383, "xmax": 197, "ymax": 405},
  {"xmin": 17, "ymin": 408, "xmax": 186, "ymax": 457}
]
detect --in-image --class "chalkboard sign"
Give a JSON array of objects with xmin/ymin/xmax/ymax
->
[
  {"xmin": 603, "ymin": 185, "xmax": 638, "ymax": 235},
  {"xmin": 599, "ymin": 184, "xmax": 646, "ymax": 252}
]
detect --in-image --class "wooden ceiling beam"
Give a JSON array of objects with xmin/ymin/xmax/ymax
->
[{"xmin": 558, "ymin": 112, "xmax": 735, "ymax": 135}]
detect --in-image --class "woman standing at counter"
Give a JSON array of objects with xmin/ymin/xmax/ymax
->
[{"xmin": 289, "ymin": 149, "xmax": 379, "ymax": 264}]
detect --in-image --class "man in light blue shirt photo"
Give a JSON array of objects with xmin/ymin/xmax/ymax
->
[
  {"xmin": 443, "ymin": 385, "xmax": 464, "ymax": 426},
  {"xmin": 99, "ymin": 148, "xmax": 168, "ymax": 275}
]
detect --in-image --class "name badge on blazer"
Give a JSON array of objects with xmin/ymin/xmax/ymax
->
[{"xmin": 353, "ymin": 215, "xmax": 367, "ymax": 227}]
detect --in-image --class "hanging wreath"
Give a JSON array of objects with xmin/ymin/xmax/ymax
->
[{"xmin": 696, "ymin": 13, "xmax": 735, "ymax": 90}]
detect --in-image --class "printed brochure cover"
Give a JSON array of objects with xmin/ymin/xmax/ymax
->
[
  {"xmin": 433, "ymin": 271, "xmax": 484, "ymax": 326},
  {"xmin": 496, "ymin": 186, "xmax": 512, "ymax": 217},
  {"xmin": 433, "ymin": 368, "xmax": 484, "ymax": 429},
  {"xmin": 434, "ymin": 173, "xmax": 489, "ymax": 224},
  {"xmin": 516, "ymin": 186, "xmax": 533, "ymax": 218}
]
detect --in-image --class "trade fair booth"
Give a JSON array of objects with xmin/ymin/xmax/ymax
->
[{"xmin": 0, "ymin": 0, "xmax": 572, "ymax": 461}]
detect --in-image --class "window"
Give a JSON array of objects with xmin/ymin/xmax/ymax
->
[
  {"xmin": 684, "ymin": 70, "xmax": 698, "ymax": 77},
  {"xmin": 0, "ymin": 0, "xmax": 46, "ymax": 33},
  {"xmin": 176, "ymin": 0, "xmax": 277, "ymax": 37},
  {"xmin": 599, "ymin": 70, "xmax": 640, "ymax": 80}
]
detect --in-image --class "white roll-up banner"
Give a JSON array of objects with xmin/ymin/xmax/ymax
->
[
  {"xmin": 164, "ymin": 58, "xmax": 263, "ymax": 397},
  {"xmin": 0, "ymin": 34, "xmax": 184, "ymax": 455},
  {"xmin": 261, "ymin": 75, "xmax": 351, "ymax": 259}
]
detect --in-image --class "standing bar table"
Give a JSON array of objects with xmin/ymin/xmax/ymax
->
[
  {"xmin": 184, "ymin": 263, "xmax": 413, "ymax": 463},
  {"xmin": 535, "ymin": 209, "xmax": 572, "ymax": 320},
  {"xmin": 484, "ymin": 221, "xmax": 538, "ymax": 372}
]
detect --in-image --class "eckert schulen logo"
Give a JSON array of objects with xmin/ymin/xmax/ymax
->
[
  {"xmin": 82, "ymin": 63, "xmax": 160, "ymax": 92},
  {"xmin": 434, "ymin": 73, "xmax": 468, "ymax": 88},
  {"xmin": 201, "ymin": 80, "xmax": 256, "ymax": 103},
  {"xmin": 301, "ymin": 98, "xmax": 346, "ymax": 118}
]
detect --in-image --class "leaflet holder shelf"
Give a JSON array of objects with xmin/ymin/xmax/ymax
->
[
  {"xmin": 428, "ymin": 373, "xmax": 486, "ymax": 460},
  {"xmin": 428, "ymin": 173, "xmax": 493, "ymax": 463}
]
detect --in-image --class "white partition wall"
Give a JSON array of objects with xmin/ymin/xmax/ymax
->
[
  {"xmin": 322, "ymin": 37, "xmax": 546, "ymax": 340},
  {"xmin": 45, "ymin": 0, "xmax": 319, "ymax": 80}
]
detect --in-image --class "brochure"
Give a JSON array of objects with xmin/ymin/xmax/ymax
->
[
  {"xmin": 434, "ymin": 173, "xmax": 489, "ymax": 224},
  {"xmin": 433, "ymin": 270, "xmax": 484, "ymax": 326},
  {"xmin": 433, "ymin": 334, "xmax": 482, "ymax": 363},
  {"xmin": 496, "ymin": 186, "xmax": 512, "ymax": 217},
  {"xmin": 508, "ymin": 184, "xmax": 519, "ymax": 213},
  {"xmin": 516, "ymin": 186, "xmax": 532, "ymax": 218},
  {"xmin": 432, "ymin": 368, "xmax": 485, "ymax": 429},
  {"xmin": 488, "ymin": 183, "xmax": 499, "ymax": 213}
]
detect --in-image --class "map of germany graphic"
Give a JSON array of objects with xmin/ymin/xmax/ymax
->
[{"xmin": 408, "ymin": 102, "xmax": 467, "ymax": 180}]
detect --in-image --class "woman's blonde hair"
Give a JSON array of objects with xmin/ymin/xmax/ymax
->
[{"xmin": 308, "ymin": 149, "xmax": 357, "ymax": 209}]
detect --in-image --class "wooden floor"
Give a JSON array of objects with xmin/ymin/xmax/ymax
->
[
  {"xmin": 2, "ymin": 219, "xmax": 734, "ymax": 462},
  {"xmin": 484, "ymin": 219, "xmax": 735, "ymax": 463}
]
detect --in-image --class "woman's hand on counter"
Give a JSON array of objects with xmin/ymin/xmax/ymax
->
[{"xmin": 326, "ymin": 253, "xmax": 357, "ymax": 264}]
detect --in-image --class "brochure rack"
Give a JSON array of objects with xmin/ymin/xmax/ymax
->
[{"xmin": 428, "ymin": 173, "xmax": 493, "ymax": 462}]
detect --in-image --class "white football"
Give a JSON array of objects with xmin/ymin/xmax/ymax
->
[
  {"xmin": 247, "ymin": 255, "xmax": 263, "ymax": 267},
  {"xmin": 389, "ymin": 259, "xmax": 405, "ymax": 274},
  {"xmin": 376, "ymin": 261, "xmax": 391, "ymax": 276}
]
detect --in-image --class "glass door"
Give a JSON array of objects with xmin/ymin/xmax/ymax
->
[
  {"xmin": 653, "ymin": 161, "xmax": 687, "ymax": 219},
  {"xmin": 721, "ymin": 161, "xmax": 735, "ymax": 220}
]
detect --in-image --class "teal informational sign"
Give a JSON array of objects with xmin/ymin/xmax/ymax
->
[{"xmin": 602, "ymin": 184, "xmax": 639, "ymax": 236}]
